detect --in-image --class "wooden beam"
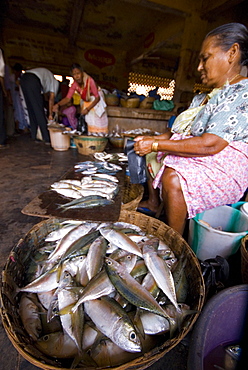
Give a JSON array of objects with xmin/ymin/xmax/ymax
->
[
  {"xmin": 200, "ymin": 0, "xmax": 245, "ymax": 19},
  {"xmin": 68, "ymin": 0, "xmax": 86, "ymax": 46}
]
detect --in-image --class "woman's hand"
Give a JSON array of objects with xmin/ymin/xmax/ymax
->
[
  {"xmin": 81, "ymin": 107, "xmax": 89, "ymax": 115},
  {"xmin": 52, "ymin": 104, "xmax": 59, "ymax": 113},
  {"xmin": 134, "ymin": 136, "xmax": 154, "ymax": 156}
]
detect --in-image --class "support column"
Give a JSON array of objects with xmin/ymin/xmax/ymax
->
[{"xmin": 174, "ymin": 13, "xmax": 208, "ymax": 104}]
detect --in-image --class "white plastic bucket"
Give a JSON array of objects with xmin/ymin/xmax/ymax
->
[
  {"xmin": 240, "ymin": 202, "xmax": 248, "ymax": 218},
  {"xmin": 48, "ymin": 128, "xmax": 70, "ymax": 151},
  {"xmin": 188, "ymin": 205, "xmax": 248, "ymax": 261}
]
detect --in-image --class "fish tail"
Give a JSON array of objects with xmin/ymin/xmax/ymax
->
[{"xmin": 168, "ymin": 317, "xmax": 178, "ymax": 338}]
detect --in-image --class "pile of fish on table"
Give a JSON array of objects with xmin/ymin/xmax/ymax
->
[
  {"xmin": 50, "ymin": 160, "xmax": 123, "ymax": 211},
  {"xmin": 17, "ymin": 219, "xmax": 195, "ymax": 368}
]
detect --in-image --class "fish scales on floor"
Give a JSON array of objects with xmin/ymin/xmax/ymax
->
[
  {"xmin": 50, "ymin": 160, "xmax": 122, "ymax": 210},
  {"xmin": 17, "ymin": 219, "xmax": 194, "ymax": 368}
]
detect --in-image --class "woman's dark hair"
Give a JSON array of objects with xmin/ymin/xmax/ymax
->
[
  {"xmin": 12, "ymin": 63, "xmax": 23, "ymax": 72},
  {"xmin": 70, "ymin": 63, "xmax": 83, "ymax": 73},
  {"xmin": 206, "ymin": 23, "xmax": 248, "ymax": 66}
]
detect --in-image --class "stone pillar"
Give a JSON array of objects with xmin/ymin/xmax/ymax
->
[{"xmin": 174, "ymin": 13, "xmax": 208, "ymax": 104}]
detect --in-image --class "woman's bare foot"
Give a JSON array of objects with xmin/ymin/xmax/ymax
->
[{"xmin": 138, "ymin": 199, "xmax": 160, "ymax": 213}]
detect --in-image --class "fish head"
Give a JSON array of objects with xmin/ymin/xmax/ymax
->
[{"xmin": 112, "ymin": 320, "xmax": 142, "ymax": 353}]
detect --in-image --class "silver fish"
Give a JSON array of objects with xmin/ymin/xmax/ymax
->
[
  {"xmin": 139, "ymin": 303, "xmax": 193, "ymax": 335},
  {"xmin": 71, "ymin": 270, "xmax": 114, "ymax": 313},
  {"xmin": 92, "ymin": 173, "xmax": 119, "ymax": 182},
  {"xmin": 47, "ymin": 222, "xmax": 99, "ymax": 263},
  {"xmin": 38, "ymin": 288, "xmax": 57, "ymax": 310},
  {"xmin": 61, "ymin": 196, "xmax": 114, "ymax": 210},
  {"xmin": 84, "ymin": 296, "xmax": 141, "ymax": 353},
  {"xmin": 77, "ymin": 188, "xmax": 114, "ymax": 200},
  {"xmin": 58, "ymin": 271, "xmax": 84, "ymax": 354},
  {"xmin": 45, "ymin": 224, "xmax": 79, "ymax": 242},
  {"xmin": 105, "ymin": 257, "xmax": 175, "ymax": 329},
  {"xmin": 85, "ymin": 236, "xmax": 108, "ymax": 280},
  {"xmin": 100, "ymin": 227, "xmax": 142, "ymax": 257},
  {"xmin": 19, "ymin": 293, "xmax": 42, "ymax": 340},
  {"xmin": 18, "ymin": 264, "xmax": 60, "ymax": 293},
  {"xmin": 51, "ymin": 187, "xmax": 83, "ymax": 199},
  {"xmin": 82, "ymin": 323, "xmax": 99, "ymax": 351},
  {"xmin": 142, "ymin": 241, "xmax": 180, "ymax": 313},
  {"xmin": 35, "ymin": 331, "xmax": 78, "ymax": 358},
  {"xmin": 172, "ymin": 257, "xmax": 189, "ymax": 303},
  {"xmin": 89, "ymin": 338, "xmax": 140, "ymax": 367}
]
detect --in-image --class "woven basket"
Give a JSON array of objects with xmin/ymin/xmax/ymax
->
[
  {"xmin": 241, "ymin": 235, "xmax": 248, "ymax": 283},
  {"xmin": 121, "ymin": 176, "xmax": 144, "ymax": 211},
  {"xmin": 139, "ymin": 97, "xmax": 155, "ymax": 109},
  {"xmin": 105, "ymin": 94, "xmax": 119, "ymax": 106},
  {"xmin": 74, "ymin": 135, "xmax": 108, "ymax": 155},
  {"xmin": 1, "ymin": 213, "xmax": 205, "ymax": 370},
  {"xmin": 120, "ymin": 98, "xmax": 140, "ymax": 108}
]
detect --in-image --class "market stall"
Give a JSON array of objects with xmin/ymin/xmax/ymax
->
[{"xmin": 107, "ymin": 106, "xmax": 173, "ymax": 134}]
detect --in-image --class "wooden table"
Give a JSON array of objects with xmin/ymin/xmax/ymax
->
[{"xmin": 22, "ymin": 164, "xmax": 126, "ymax": 222}]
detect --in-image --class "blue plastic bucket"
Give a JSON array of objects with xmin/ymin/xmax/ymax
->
[
  {"xmin": 187, "ymin": 284, "xmax": 248, "ymax": 370},
  {"xmin": 188, "ymin": 205, "xmax": 248, "ymax": 261}
]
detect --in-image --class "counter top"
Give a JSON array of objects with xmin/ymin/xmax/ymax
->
[{"xmin": 106, "ymin": 106, "xmax": 173, "ymax": 120}]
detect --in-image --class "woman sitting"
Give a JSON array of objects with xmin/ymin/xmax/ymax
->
[{"xmin": 134, "ymin": 23, "xmax": 248, "ymax": 236}]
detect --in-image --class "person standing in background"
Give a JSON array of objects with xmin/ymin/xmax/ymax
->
[
  {"xmin": 0, "ymin": 47, "xmax": 8, "ymax": 148},
  {"xmin": 4, "ymin": 63, "xmax": 15, "ymax": 137},
  {"xmin": 11, "ymin": 63, "xmax": 29, "ymax": 134},
  {"xmin": 20, "ymin": 67, "xmax": 59, "ymax": 144},
  {"xmin": 53, "ymin": 63, "xmax": 108, "ymax": 135}
]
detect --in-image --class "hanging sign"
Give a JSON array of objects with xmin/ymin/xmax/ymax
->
[
  {"xmin": 144, "ymin": 32, "xmax": 155, "ymax": 48},
  {"xmin": 84, "ymin": 49, "xmax": 116, "ymax": 69}
]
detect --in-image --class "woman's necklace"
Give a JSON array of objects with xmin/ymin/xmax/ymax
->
[
  {"xmin": 200, "ymin": 74, "xmax": 241, "ymax": 106},
  {"xmin": 228, "ymin": 73, "xmax": 241, "ymax": 84}
]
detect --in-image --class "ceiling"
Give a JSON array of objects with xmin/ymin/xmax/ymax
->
[{"xmin": 1, "ymin": 0, "xmax": 248, "ymax": 82}]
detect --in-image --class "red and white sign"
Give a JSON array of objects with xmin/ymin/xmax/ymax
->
[
  {"xmin": 144, "ymin": 32, "xmax": 155, "ymax": 48},
  {"xmin": 84, "ymin": 49, "xmax": 116, "ymax": 69}
]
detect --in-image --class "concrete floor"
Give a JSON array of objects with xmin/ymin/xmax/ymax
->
[{"xmin": 0, "ymin": 133, "xmax": 189, "ymax": 370}]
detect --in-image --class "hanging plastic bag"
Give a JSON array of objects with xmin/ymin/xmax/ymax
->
[
  {"xmin": 36, "ymin": 126, "xmax": 43, "ymax": 141},
  {"xmin": 125, "ymin": 139, "xmax": 147, "ymax": 184},
  {"xmin": 77, "ymin": 114, "xmax": 88, "ymax": 135}
]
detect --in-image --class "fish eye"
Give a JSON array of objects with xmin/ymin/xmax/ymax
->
[
  {"xmin": 106, "ymin": 259, "xmax": 112, "ymax": 265},
  {"xmin": 43, "ymin": 335, "xmax": 49, "ymax": 341},
  {"xmin": 129, "ymin": 331, "xmax": 137, "ymax": 341}
]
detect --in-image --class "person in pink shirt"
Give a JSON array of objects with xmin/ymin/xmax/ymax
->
[{"xmin": 53, "ymin": 63, "xmax": 108, "ymax": 134}]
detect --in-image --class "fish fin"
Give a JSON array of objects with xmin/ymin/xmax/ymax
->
[
  {"xmin": 75, "ymin": 351, "xmax": 98, "ymax": 368},
  {"xmin": 133, "ymin": 308, "xmax": 146, "ymax": 340},
  {"xmin": 58, "ymin": 303, "xmax": 74, "ymax": 316}
]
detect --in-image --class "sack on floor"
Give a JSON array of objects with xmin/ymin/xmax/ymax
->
[{"xmin": 200, "ymin": 255, "xmax": 229, "ymax": 300}]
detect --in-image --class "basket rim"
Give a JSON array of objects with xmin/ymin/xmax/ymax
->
[
  {"xmin": 74, "ymin": 135, "xmax": 108, "ymax": 140},
  {"xmin": 1, "ymin": 212, "xmax": 205, "ymax": 370}
]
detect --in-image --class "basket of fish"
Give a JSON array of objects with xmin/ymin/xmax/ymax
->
[
  {"xmin": 121, "ymin": 176, "xmax": 144, "ymax": 212},
  {"xmin": 0, "ymin": 211, "xmax": 205, "ymax": 370}
]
